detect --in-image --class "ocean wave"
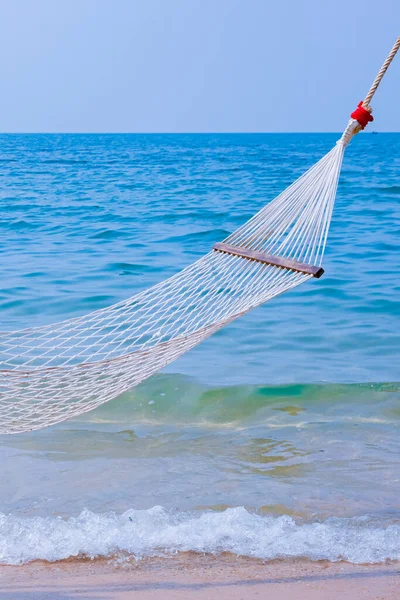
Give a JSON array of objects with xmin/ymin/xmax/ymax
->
[
  {"xmin": 374, "ymin": 185, "xmax": 400, "ymax": 194},
  {"xmin": 81, "ymin": 373, "xmax": 400, "ymax": 426},
  {"xmin": 0, "ymin": 506, "xmax": 399, "ymax": 565}
]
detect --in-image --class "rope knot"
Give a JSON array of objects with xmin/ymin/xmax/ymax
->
[{"xmin": 350, "ymin": 101, "xmax": 374, "ymax": 129}]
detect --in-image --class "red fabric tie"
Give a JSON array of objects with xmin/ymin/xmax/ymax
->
[{"xmin": 350, "ymin": 102, "xmax": 374, "ymax": 129}]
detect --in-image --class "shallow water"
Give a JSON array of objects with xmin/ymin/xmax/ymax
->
[{"xmin": 0, "ymin": 133, "xmax": 399, "ymax": 564}]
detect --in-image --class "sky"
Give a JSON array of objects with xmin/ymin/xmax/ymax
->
[{"xmin": 0, "ymin": 0, "xmax": 398, "ymax": 132}]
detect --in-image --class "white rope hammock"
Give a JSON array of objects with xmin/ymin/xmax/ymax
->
[{"xmin": 1, "ymin": 37, "xmax": 399, "ymax": 434}]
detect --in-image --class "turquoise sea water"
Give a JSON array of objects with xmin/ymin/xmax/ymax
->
[{"xmin": 0, "ymin": 133, "xmax": 399, "ymax": 565}]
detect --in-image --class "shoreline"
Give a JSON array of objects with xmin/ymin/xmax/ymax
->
[{"xmin": 1, "ymin": 555, "xmax": 399, "ymax": 600}]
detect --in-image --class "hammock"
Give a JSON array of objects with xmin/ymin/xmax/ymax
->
[{"xmin": 1, "ymin": 37, "xmax": 399, "ymax": 434}]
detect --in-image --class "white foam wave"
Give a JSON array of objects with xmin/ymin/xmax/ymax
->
[{"xmin": 0, "ymin": 506, "xmax": 399, "ymax": 565}]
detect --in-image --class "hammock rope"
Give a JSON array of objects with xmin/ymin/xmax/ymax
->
[{"xmin": 1, "ymin": 36, "xmax": 399, "ymax": 434}]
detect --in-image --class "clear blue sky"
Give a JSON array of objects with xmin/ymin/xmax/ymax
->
[{"xmin": 0, "ymin": 0, "xmax": 398, "ymax": 132}]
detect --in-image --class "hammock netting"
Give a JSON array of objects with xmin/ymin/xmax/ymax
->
[
  {"xmin": 1, "ymin": 35, "xmax": 399, "ymax": 433},
  {"xmin": 0, "ymin": 135, "xmax": 348, "ymax": 433}
]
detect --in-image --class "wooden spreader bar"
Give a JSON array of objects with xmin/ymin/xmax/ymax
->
[{"xmin": 213, "ymin": 242, "xmax": 324, "ymax": 279}]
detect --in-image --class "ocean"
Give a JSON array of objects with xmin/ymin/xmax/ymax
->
[{"xmin": 0, "ymin": 132, "xmax": 399, "ymax": 565}]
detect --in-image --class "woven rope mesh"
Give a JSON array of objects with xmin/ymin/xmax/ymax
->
[{"xmin": 0, "ymin": 139, "xmax": 346, "ymax": 433}]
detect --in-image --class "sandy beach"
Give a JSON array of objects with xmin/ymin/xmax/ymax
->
[{"xmin": 1, "ymin": 556, "xmax": 399, "ymax": 600}]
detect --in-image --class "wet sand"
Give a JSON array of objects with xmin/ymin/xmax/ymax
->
[{"xmin": 0, "ymin": 555, "xmax": 399, "ymax": 600}]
